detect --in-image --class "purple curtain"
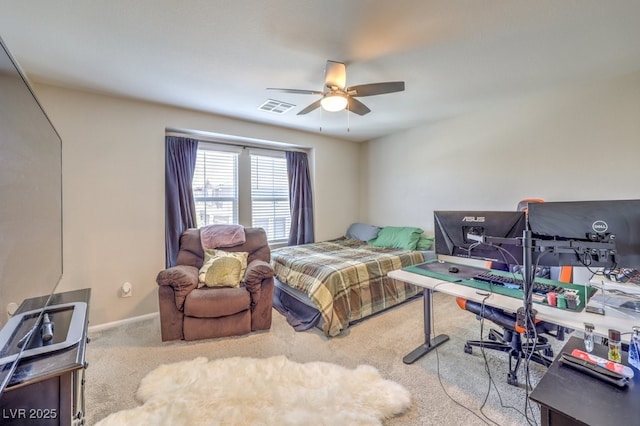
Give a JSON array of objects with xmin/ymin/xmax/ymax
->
[
  {"xmin": 286, "ymin": 151, "xmax": 314, "ymax": 245},
  {"xmin": 165, "ymin": 136, "xmax": 198, "ymax": 267}
]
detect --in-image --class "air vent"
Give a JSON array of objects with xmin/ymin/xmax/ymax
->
[{"xmin": 258, "ymin": 99, "xmax": 295, "ymax": 114}]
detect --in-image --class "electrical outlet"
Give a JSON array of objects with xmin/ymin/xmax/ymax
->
[{"xmin": 121, "ymin": 282, "xmax": 133, "ymax": 298}]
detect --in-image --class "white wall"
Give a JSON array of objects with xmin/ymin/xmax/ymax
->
[
  {"xmin": 33, "ymin": 85, "xmax": 360, "ymax": 326},
  {"xmin": 361, "ymin": 71, "xmax": 640, "ymax": 233},
  {"xmin": 31, "ymin": 70, "xmax": 639, "ymax": 326}
]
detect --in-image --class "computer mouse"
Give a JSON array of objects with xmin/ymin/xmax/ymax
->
[{"xmin": 448, "ymin": 266, "xmax": 459, "ymax": 273}]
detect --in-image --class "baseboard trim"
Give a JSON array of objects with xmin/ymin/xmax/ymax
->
[{"xmin": 89, "ymin": 312, "xmax": 159, "ymax": 333}]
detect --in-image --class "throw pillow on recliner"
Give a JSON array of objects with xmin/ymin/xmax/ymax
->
[{"xmin": 198, "ymin": 249, "xmax": 249, "ymax": 288}]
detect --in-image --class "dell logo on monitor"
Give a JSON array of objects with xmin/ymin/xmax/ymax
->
[
  {"xmin": 462, "ymin": 216, "xmax": 485, "ymax": 223},
  {"xmin": 592, "ymin": 220, "xmax": 608, "ymax": 233}
]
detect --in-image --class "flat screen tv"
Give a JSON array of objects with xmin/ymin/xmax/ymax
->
[
  {"xmin": 0, "ymin": 36, "xmax": 84, "ymax": 396},
  {"xmin": 528, "ymin": 199, "xmax": 640, "ymax": 268},
  {"xmin": 434, "ymin": 210, "xmax": 527, "ymax": 265}
]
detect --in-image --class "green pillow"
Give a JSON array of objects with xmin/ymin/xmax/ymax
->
[
  {"xmin": 368, "ymin": 226, "xmax": 423, "ymax": 250},
  {"xmin": 416, "ymin": 236, "xmax": 435, "ymax": 251},
  {"xmin": 198, "ymin": 250, "xmax": 248, "ymax": 288}
]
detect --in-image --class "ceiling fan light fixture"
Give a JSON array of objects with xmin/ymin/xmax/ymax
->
[
  {"xmin": 320, "ymin": 93, "xmax": 348, "ymax": 112},
  {"xmin": 268, "ymin": 60, "xmax": 404, "ymax": 116}
]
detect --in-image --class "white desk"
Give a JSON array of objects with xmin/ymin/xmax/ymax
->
[{"xmin": 389, "ymin": 262, "xmax": 640, "ymax": 364}]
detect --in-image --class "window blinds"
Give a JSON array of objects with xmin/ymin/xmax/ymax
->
[
  {"xmin": 192, "ymin": 148, "xmax": 239, "ymax": 227},
  {"xmin": 250, "ymin": 153, "xmax": 290, "ymax": 243},
  {"xmin": 191, "ymin": 143, "xmax": 292, "ymax": 243}
]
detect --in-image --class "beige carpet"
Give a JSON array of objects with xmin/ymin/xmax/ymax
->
[{"xmin": 85, "ymin": 292, "xmax": 564, "ymax": 425}]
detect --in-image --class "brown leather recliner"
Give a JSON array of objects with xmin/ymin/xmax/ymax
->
[{"xmin": 156, "ymin": 227, "xmax": 274, "ymax": 341}]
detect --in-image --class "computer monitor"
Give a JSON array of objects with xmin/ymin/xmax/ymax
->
[
  {"xmin": 434, "ymin": 210, "xmax": 527, "ymax": 265},
  {"xmin": 528, "ymin": 199, "xmax": 640, "ymax": 269}
]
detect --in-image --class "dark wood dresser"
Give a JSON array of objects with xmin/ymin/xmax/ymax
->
[{"xmin": 0, "ymin": 289, "xmax": 90, "ymax": 425}]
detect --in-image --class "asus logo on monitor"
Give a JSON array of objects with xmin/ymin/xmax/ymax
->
[{"xmin": 462, "ymin": 216, "xmax": 485, "ymax": 223}]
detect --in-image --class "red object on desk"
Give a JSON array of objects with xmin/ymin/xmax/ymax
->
[{"xmin": 571, "ymin": 349, "xmax": 634, "ymax": 378}]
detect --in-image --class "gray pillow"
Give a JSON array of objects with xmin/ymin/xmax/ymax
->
[{"xmin": 345, "ymin": 223, "xmax": 381, "ymax": 241}]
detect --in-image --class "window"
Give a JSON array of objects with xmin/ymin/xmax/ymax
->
[
  {"xmin": 192, "ymin": 143, "xmax": 291, "ymax": 243},
  {"xmin": 192, "ymin": 147, "xmax": 238, "ymax": 226},
  {"xmin": 251, "ymin": 152, "xmax": 290, "ymax": 243}
]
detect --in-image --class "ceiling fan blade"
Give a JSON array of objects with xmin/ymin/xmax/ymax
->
[
  {"xmin": 267, "ymin": 88, "xmax": 323, "ymax": 95},
  {"xmin": 347, "ymin": 97, "xmax": 371, "ymax": 116},
  {"xmin": 347, "ymin": 81, "xmax": 405, "ymax": 97},
  {"xmin": 325, "ymin": 60, "xmax": 346, "ymax": 90},
  {"xmin": 297, "ymin": 99, "xmax": 322, "ymax": 115}
]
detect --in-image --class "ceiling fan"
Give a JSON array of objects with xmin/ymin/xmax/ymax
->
[{"xmin": 267, "ymin": 60, "xmax": 405, "ymax": 116}]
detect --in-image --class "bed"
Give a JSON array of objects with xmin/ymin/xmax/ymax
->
[{"xmin": 272, "ymin": 224, "xmax": 435, "ymax": 337}]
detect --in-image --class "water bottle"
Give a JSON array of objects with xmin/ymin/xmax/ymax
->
[
  {"xmin": 583, "ymin": 323, "xmax": 594, "ymax": 353},
  {"xmin": 629, "ymin": 326, "xmax": 640, "ymax": 370}
]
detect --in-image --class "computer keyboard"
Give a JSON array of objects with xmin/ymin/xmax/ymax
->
[
  {"xmin": 473, "ymin": 271, "xmax": 523, "ymax": 289},
  {"xmin": 472, "ymin": 271, "xmax": 564, "ymax": 295}
]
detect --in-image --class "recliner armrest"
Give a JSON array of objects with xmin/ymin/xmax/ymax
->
[
  {"xmin": 243, "ymin": 260, "xmax": 275, "ymax": 293},
  {"xmin": 243, "ymin": 260, "xmax": 275, "ymax": 310},
  {"xmin": 156, "ymin": 265, "xmax": 199, "ymax": 311}
]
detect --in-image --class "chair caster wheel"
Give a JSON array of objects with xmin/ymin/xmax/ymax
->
[
  {"xmin": 507, "ymin": 373, "xmax": 518, "ymax": 386},
  {"xmin": 544, "ymin": 348, "xmax": 553, "ymax": 357},
  {"xmin": 464, "ymin": 344, "xmax": 472, "ymax": 354}
]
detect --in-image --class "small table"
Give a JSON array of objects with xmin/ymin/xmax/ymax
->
[{"xmin": 530, "ymin": 336, "xmax": 640, "ymax": 426}]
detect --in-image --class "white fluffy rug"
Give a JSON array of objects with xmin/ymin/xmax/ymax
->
[{"xmin": 95, "ymin": 356, "xmax": 411, "ymax": 426}]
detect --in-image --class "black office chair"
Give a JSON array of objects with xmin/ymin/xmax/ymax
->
[
  {"xmin": 456, "ymin": 297, "xmax": 565, "ymax": 386},
  {"xmin": 458, "ymin": 198, "xmax": 572, "ymax": 386}
]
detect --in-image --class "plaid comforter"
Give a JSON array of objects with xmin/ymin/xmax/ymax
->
[{"xmin": 272, "ymin": 238, "xmax": 424, "ymax": 336}]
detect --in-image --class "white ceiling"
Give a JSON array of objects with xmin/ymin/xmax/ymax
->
[{"xmin": 1, "ymin": 1, "xmax": 640, "ymax": 142}]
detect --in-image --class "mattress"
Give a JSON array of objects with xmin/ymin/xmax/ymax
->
[{"xmin": 271, "ymin": 237, "xmax": 434, "ymax": 336}]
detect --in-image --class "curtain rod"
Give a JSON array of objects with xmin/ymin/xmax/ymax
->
[{"xmin": 165, "ymin": 128, "xmax": 310, "ymax": 154}]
